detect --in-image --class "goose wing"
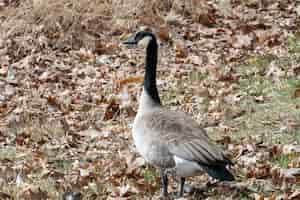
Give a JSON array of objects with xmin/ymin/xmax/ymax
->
[{"xmin": 143, "ymin": 109, "xmax": 232, "ymax": 166}]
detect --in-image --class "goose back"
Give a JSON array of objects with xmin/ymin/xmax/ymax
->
[{"xmin": 133, "ymin": 106, "xmax": 232, "ymax": 170}]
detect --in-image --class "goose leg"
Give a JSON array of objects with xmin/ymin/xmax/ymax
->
[
  {"xmin": 179, "ymin": 177, "xmax": 185, "ymax": 197},
  {"xmin": 160, "ymin": 169, "xmax": 168, "ymax": 197}
]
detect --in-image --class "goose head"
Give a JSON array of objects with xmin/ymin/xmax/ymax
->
[{"xmin": 123, "ymin": 31, "xmax": 156, "ymax": 48}]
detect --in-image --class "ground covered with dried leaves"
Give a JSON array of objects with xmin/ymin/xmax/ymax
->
[{"xmin": 0, "ymin": 0, "xmax": 300, "ymax": 199}]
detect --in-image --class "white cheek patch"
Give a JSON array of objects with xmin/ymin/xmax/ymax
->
[{"xmin": 138, "ymin": 36, "xmax": 152, "ymax": 47}]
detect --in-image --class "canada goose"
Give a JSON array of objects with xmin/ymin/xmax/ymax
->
[{"xmin": 123, "ymin": 31, "xmax": 234, "ymax": 198}]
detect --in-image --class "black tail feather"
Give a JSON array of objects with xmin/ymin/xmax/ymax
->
[{"xmin": 200, "ymin": 164, "xmax": 234, "ymax": 181}]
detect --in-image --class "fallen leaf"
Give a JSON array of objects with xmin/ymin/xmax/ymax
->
[
  {"xmin": 175, "ymin": 42, "xmax": 188, "ymax": 59},
  {"xmin": 116, "ymin": 76, "xmax": 143, "ymax": 91},
  {"xmin": 197, "ymin": 12, "xmax": 216, "ymax": 27},
  {"xmin": 254, "ymin": 193, "xmax": 264, "ymax": 200},
  {"xmin": 293, "ymin": 88, "xmax": 300, "ymax": 98},
  {"xmin": 231, "ymin": 34, "xmax": 254, "ymax": 49},
  {"xmin": 288, "ymin": 190, "xmax": 300, "ymax": 200},
  {"xmin": 0, "ymin": 192, "xmax": 11, "ymax": 200},
  {"xmin": 103, "ymin": 99, "xmax": 120, "ymax": 121},
  {"xmin": 19, "ymin": 186, "xmax": 48, "ymax": 200},
  {"xmin": 157, "ymin": 26, "xmax": 170, "ymax": 42}
]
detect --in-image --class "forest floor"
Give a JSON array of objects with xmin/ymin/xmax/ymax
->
[{"xmin": 0, "ymin": 0, "xmax": 300, "ymax": 199}]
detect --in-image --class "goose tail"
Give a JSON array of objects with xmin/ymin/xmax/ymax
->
[{"xmin": 201, "ymin": 164, "xmax": 234, "ymax": 181}]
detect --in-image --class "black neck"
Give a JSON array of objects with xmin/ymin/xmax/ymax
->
[{"xmin": 144, "ymin": 37, "xmax": 161, "ymax": 105}]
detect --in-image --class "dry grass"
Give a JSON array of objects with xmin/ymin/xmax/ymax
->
[
  {"xmin": 0, "ymin": 0, "xmax": 207, "ymax": 41},
  {"xmin": 0, "ymin": 0, "xmax": 208, "ymax": 62},
  {"xmin": 1, "ymin": 0, "xmax": 113, "ymax": 52}
]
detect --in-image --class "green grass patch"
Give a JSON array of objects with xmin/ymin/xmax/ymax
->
[
  {"xmin": 189, "ymin": 71, "xmax": 208, "ymax": 82},
  {"xmin": 292, "ymin": 131, "xmax": 300, "ymax": 143},
  {"xmin": 225, "ymin": 51, "xmax": 300, "ymax": 142},
  {"xmin": 51, "ymin": 159, "xmax": 73, "ymax": 172},
  {"xmin": 271, "ymin": 153, "xmax": 299, "ymax": 169},
  {"xmin": 271, "ymin": 155, "xmax": 291, "ymax": 168},
  {"xmin": 246, "ymin": 54, "xmax": 276, "ymax": 71},
  {"xmin": 238, "ymin": 75, "xmax": 273, "ymax": 96},
  {"xmin": 141, "ymin": 167, "xmax": 157, "ymax": 183},
  {"xmin": 276, "ymin": 78, "xmax": 300, "ymax": 98},
  {"xmin": 287, "ymin": 31, "xmax": 300, "ymax": 53},
  {"xmin": 0, "ymin": 147, "xmax": 16, "ymax": 160}
]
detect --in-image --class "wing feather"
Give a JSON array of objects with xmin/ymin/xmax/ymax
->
[{"xmin": 142, "ymin": 109, "xmax": 231, "ymax": 165}]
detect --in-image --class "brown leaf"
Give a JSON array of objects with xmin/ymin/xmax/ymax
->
[
  {"xmin": 247, "ymin": 164, "xmax": 271, "ymax": 178},
  {"xmin": 175, "ymin": 43, "xmax": 188, "ymax": 59},
  {"xmin": 103, "ymin": 99, "xmax": 120, "ymax": 121},
  {"xmin": 216, "ymin": 136, "xmax": 232, "ymax": 145},
  {"xmin": 288, "ymin": 190, "xmax": 300, "ymax": 200},
  {"xmin": 193, "ymin": 86, "xmax": 209, "ymax": 97},
  {"xmin": 157, "ymin": 26, "xmax": 170, "ymax": 42},
  {"xmin": 72, "ymin": 49, "xmax": 96, "ymax": 63},
  {"xmin": 268, "ymin": 194, "xmax": 276, "ymax": 200},
  {"xmin": 197, "ymin": 12, "xmax": 216, "ymax": 27},
  {"xmin": 94, "ymin": 39, "xmax": 106, "ymax": 54},
  {"xmin": 293, "ymin": 88, "xmax": 300, "ymax": 98},
  {"xmin": 116, "ymin": 76, "xmax": 143, "ymax": 91},
  {"xmin": 135, "ymin": 179, "xmax": 158, "ymax": 194},
  {"xmin": 0, "ymin": 192, "xmax": 11, "ymax": 200},
  {"xmin": 254, "ymin": 29, "xmax": 281, "ymax": 47},
  {"xmin": 0, "ymin": 66, "xmax": 7, "ymax": 75},
  {"xmin": 20, "ymin": 186, "xmax": 48, "ymax": 200},
  {"xmin": 254, "ymin": 194, "xmax": 265, "ymax": 200},
  {"xmin": 294, "ymin": 67, "xmax": 300, "ymax": 76}
]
